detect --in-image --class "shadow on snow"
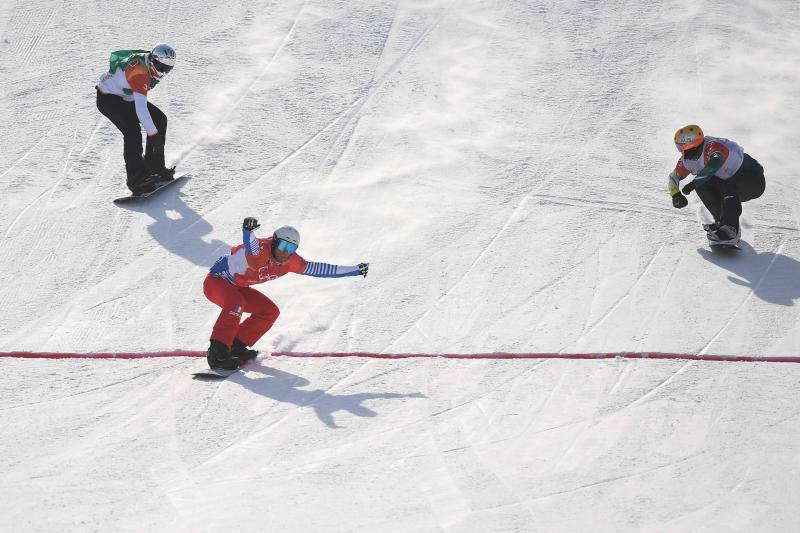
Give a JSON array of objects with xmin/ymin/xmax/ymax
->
[
  {"xmin": 698, "ymin": 240, "xmax": 800, "ymax": 306},
  {"xmin": 228, "ymin": 363, "xmax": 425, "ymax": 428},
  {"xmin": 115, "ymin": 176, "xmax": 231, "ymax": 267}
]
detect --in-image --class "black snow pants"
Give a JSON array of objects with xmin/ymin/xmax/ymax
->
[
  {"xmin": 95, "ymin": 88, "xmax": 168, "ymax": 191},
  {"xmin": 694, "ymin": 153, "xmax": 765, "ymax": 230}
]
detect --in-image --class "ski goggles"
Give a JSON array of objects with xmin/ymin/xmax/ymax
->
[
  {"xmin": 152, "ymin": 58, "xmax": 174, "ymax": 75},
  {"xmin": 275, "ymin": 238, "xmax": 298, "ymax": 255}
]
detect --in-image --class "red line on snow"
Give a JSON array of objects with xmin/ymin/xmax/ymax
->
[
  {"xmin": 0, "ymin": 351, "xmax": 205, "ymax": 359},
  {"xmin": 1, "ymin": 351, "xmax": 799, "ymax": 363}
]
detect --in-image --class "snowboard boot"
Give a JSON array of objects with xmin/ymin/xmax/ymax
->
[
  {"xmin": 128, "ymin": 170, "xmax": 163, "ymax": 196},
  {"xmin": 207, "ymin": 339, "xmax": 240, "ymax": 370},
  {"xmin": 702, "ymin": 222, "xmax": 720, "ymax": 234},
  {"xmin": 148, "ymin": 164, "xmax": 176, "ymax": 182},
  {"xmin": 708, "ymin": 224, "xmax": 740, "ymax": 244},
  {"xmin": 231, "ymin": 338, "xmax": 258, "ymax": 362}
]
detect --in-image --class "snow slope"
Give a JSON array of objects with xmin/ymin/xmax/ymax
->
[{"xmin": 1, "ymin": 0, "xmax": 800, "ymax": 531}]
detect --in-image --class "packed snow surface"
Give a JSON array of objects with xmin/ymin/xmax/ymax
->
[{"xmin": 1, "ymin": 0, "xmax": 800, "ymax": 531}]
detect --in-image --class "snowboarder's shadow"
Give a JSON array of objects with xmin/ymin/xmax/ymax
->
[
  {"xmin": 115, "ymin": 176, "xmax": 230, "ymax": 267},
  {"xmin": 698, "ymin": 240, "xmax": 800, "ymax": 306},
  {"xmin": 230, "ymin": 364, "xmax": 426, "ymax": 428}
]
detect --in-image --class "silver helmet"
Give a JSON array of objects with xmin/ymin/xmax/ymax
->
[{"xmin": 149, "ymin": 43, "xmax": 176, "ymax": 78}]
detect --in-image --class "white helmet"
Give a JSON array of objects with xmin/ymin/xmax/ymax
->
[
  {"xmin": 149, "ymin": 43, "xmax": 176, "ymax": 78},
  {"xmin": 273, "ymin": 225, "xmax": 300, "ymax": 245},
  {"xmin": 271, "ymin": 226, "xmax": 300, "ymax": 258}
]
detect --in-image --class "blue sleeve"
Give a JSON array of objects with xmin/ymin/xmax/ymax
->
[
  {"xmin": 302, "ymin": 261, "xmax": 361, "ymax": 278},
  {"xmin": 243, "ymin": 228, "xmax": 259, "ymax": 255}
]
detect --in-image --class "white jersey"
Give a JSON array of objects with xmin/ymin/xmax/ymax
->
[
  {"xmin": 678, "ymin": 136, "xmax": 744, "ymax": 180},
  {"xmin": 96, "ymin": 51, "xmax": 160, "ymax": 135}
]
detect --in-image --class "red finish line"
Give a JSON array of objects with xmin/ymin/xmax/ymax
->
[{"xmin": 1, "ymin": 351, "xmax": 799, "ymax": 363}]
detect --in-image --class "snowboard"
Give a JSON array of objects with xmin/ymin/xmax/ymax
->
[
  {"xmin": 192, "ymin": 368, "xmax": 237, "ymax": 380},
  {"xmin": 113, "ymin": 173, "xmax": 189, "ymax": 205},
  {"xmin": 192, "ymin": 355, "xmax": 259, "ymax": 380},
  {"xmin": 707, "ymin": 233, "xmax": 741, "ymax": 250},
  {"xmin": 708, "ymin": 240, "xmax": 741, "ymax": 251}
]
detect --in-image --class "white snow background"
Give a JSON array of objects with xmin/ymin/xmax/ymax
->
[{"xmin": 2, "ymin": 0, "xmax": 800, "ymax": 531}]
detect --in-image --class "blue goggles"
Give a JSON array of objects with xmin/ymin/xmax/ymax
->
[{"xmin": 275, "ymin": 238, "xmax": 298, "ymax": 255}]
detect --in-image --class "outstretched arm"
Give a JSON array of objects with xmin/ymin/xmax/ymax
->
[{"xmin": 302, "ymin": 261, "xmax": 369, "ymax": 278}]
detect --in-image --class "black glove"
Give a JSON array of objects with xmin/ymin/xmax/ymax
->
[
  {"xmin": 358, "ymin": 262, "xmax": 369, "ymax": 278},
  {"xmin": 672, "ymin": 193, "xmax": 688, "ymax": 209},
  {"xmin": 243, "ymin": 217, "xmax": 260, "ymax": 230},
  {"xmin": 681, "ymin": 181, "xmax": 696, "ymax": 195}
]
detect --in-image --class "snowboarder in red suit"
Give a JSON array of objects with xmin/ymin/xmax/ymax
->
[{"xmin": 204, "ymin": 217, "xmax": 369, "ymax": 370}]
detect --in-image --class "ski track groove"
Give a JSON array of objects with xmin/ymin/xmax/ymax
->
[
  {"xmin": 423, "ymin": 365, "xmax": 475, "ymax": 520},
  {"xmin": 384, "ymin": 9, "xmax": 666, "ymax": 353},
  {"xmin": 530, "ymin": 193, "xmax": 800, "ymax": 233},
  {"xmin": 465, "ymin": 430, "xmax": 539, "ymax": 524},
  {"xmin": 0, "ymin": 361, "xmax": 184, "ymax": 412},
  {"xmin": 576, "ymin": 244, "xmax": 665, "ymax": 343},
  {"xmin": 608, "ymin": 359, "xmax": 632, "ymax": 397},
  {"xmin": 514, "ymin": 370, "xmax": 564, "ymax": 449},
  {"xmin": 0, "ymin": 133, "xmax": 54, "ymax": 240},
  {"xmin": 529, "ymin": 451, "xmax": 707, "ymax": 503},
  {"xmin": 317, "ymin": 6, "xmax": 441, "ymax": 183},
  {"xmin": 0, "ymin": 121, "xmax": 84, "ymax": 321},
  {"xmin": 698, "ymin": 237, "xmax": 787, "ymax": 355},
  {"xmin": 635, "ymin": 250, "xmax": 683, "ymax": 351},
  {"xmin": 428, "ymin": 360, "xmax": 550, "ymax": 420},
  {"xmin": 193, "ymin": 360, "xmax": 373, "ymax": 468},
  {"xmin": 481, "ymin": 232, "xmax": 617, "ymax": 340},
  {"xmin": 174, "ymin": 0, "xmax": 306, "ymax": 166},
  {"xmin": 577, "ymin": 246, "xmax": 603, "ymax": 336},
  {"xmin": 165, "ymin": 0, "xmax": 175, "ymax": 28},
  {"xmin": 20, "ymin": 5, "xmax": 58, "ymax": 64},
  {"xmin": 10, "ymin": 127, "xmax": 80, "ymax": 275},
  {"xmin": 430, "ymin": 399, "xmax": 538, "ymax": 521},
  {"xmin": 664, "ymin": 464, "xmax": 751, "ymax": 530},
  {"xmin": 316, "ymin": 2, "xmax": 398, "ymax": 179},
  {"xmin": 381, "ymin": 196, "xmax": 535, "ymax": 353},
  {"xmin": 621, "ymin": 360, "xmax": 693, "ymax": 411}
]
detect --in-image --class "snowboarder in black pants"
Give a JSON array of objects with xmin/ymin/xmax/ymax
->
[
  {"xmin": 668, "ymin": 124, "xmax": 765, "ymax": 245},
  {"xmin": 96, "ymin": 44, "xmax": 177, "ymax": 195}
]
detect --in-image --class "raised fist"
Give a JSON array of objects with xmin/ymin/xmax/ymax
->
[
  {"xmin": 243, "ymin": 217, "xmax": 260, "ymax": 230},
  {"xmin": 358, "ymin": 262, "xmax": 369, "ymax": 278}
]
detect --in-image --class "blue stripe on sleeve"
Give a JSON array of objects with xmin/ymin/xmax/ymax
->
[
  {"xmin": 302, "ymin": 262, "xmax": 360, "ymax": 278},
  {"xmin": 209, "ymin": 256, "xmax": 236, "ymax": 283},
  {"xmin": 243, "ymin": 228, "xmax": 259, "ymax": 255}
]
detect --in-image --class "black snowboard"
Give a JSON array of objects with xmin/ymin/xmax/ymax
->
[
  {"xmin": 113, "ymin": 174, "xmax": 189, "ymax": 205},
  {"xmin": 192, "ymin": 355, "xmax": 260, "ymax": 380},
  {"xmin": 192, "ymin": 368, "xmax": 238, "ymax": 380},
  {"xmin": 708, "ymin": 241, "xmax": 741, "ymax": 251}
]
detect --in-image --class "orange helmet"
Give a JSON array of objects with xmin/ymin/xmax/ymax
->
[{"xmin": 674, "ymin": 124, "xmax": 704, "ymax": 153}]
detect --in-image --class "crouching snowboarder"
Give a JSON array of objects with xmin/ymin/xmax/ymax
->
[
  {"xmin": 96, "ymin": 43, "xmax": 177, "ymax": 196},
  {"xmin": 668, "ymin": 124, "xmax": 765, "ymax": 246},
  {"xmin": 203, "ymin": 218, "xmax": 369, "ymax": 370}
]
